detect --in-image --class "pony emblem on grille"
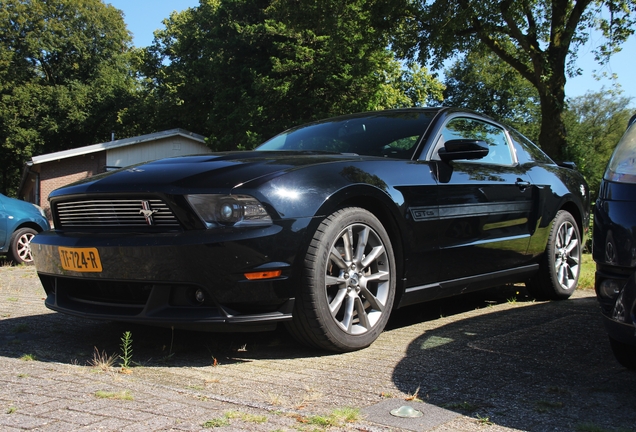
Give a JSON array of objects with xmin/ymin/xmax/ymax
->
[{"xmin": 140, "ymin": 201, "xmax": 158, "ymax": 225}]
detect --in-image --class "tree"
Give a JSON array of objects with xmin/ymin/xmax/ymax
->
[
  {"xmin": 142, "ymin": 0, "xmax": 444, "ymax": 151},
  {"xmin": 395, "ymin": 0, "xmax": 636, "ymax": 161},
  {"xmin": 0, "ymin": 0, "xmax": 139, "ymax": 196},
  {"xmin": 443, "ymin": 48, "xmax": 541, "ymax": 142},
  {"xmin": 563, "ymin": 89, "xmax": 633, "ymax": 200}
]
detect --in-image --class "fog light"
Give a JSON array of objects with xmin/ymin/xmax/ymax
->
[
  {"xmin": 599, "ymin": 279, "xmax": 623, "ymax": 299},
  {"xmin": 195, "ymin": 289, "xmax": 206, "ymax": 303}
]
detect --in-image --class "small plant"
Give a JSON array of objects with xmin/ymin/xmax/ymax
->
[
  {"xmin": 7, "ymin": 297, "xmax": 18, "ymax": 302},
  {"xmin": 119, "ymin": 331, "xmax": 133, "ymax": 370},
  {"xmin": 19, "ymin": 353, "xmax": 36, "ymax": 361},
  {"xmin": 405, "ymin": 386, "xmax": 423, "ymax": 402},
  {"xmin": 6, "ymin": 407, "xmax": 17, "ymax": 414},
  {"xmin": 202, "ymin": 417, "xmax": 230, "ymax": 428},
  {"xmin": 476, "ymin": 414, "xmax": 493, "ymax": 425},
  {"xmin": 301, "ymin": 408, "xmax": 360, "ymax": 428},
  {"xmin": 224, "ymin": 411, "xmax": 267, "ymax": 424},
  {"xmin": 17, "ymin": 373, "xmax": 28, "ymax": 378},
  {"xmin": 94, "ymin": 390, "xmax": 133, "ymax": 401},
  {"xmin": 89, "ymin": 347, "xmax": 116, "ymax": 371}
]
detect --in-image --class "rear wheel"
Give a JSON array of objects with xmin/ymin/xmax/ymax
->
[
  {"xmin": 9, "ymin": 227, "xmax": 38, "ymax": 265},
  {"xmin": 286, "ymin": 207, "xmax": 396, "ymax": 352},
  {"xmin": 609, "ymin": 337, "xmax": 636, "ymax": 370},
  {"xmin": 526, "ymin": 210, "xmax": 581, "ymax": 300}
]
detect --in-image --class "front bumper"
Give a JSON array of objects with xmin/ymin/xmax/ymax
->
[
  {"xmin": 31, "ymin": 221, "xmax": 310, "ymax": 329},
  {"xmin": 596, "ymin": 268, "xmax": 636, "ymax": 346}
]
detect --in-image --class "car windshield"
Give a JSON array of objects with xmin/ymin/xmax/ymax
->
[
  {"xmin": 605, "ymin": 122, "xmax": 636, "ymax": 183},
  {"xmin": 256, "ymin": 111, "xmax": 436, "ymax": 159}
]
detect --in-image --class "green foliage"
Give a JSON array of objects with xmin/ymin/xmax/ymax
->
[
  {"xmin": 443, "ymin": 48, "xmax": 541, "ymax": 142},
  {"xmin": 0, "ymin": 0, "xmax": 140, "ymax": 195},
  {"xmin": 395, "ymin": 0, "xmax": 636, "ymax": 161},
  {"xmin": 119, "ymin": 331, "xmax": 133, "ymax": 369},
  {"xmin": 563, "ymin": 90, "xmax": 633, "ymax": 201},
  {"xmin": 142, "ymin": 0, "xmax": 443, "ymax": 151}
]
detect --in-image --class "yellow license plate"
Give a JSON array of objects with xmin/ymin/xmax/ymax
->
[{"xmin": 58, "ymin": 247, "xmax": 103, "ymax": 272}]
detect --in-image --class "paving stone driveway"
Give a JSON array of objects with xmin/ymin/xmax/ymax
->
[{"xmin": 1, "ymin": 264, "xmax": 635, "ymax": 431}]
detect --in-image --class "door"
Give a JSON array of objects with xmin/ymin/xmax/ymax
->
[{"xmin": 431, "ymin": 116, "xmax": 536, "ymax": 281}]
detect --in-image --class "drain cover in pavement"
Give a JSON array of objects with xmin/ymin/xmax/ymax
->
[{"xmin": 362, "ymin": 399, "xmax": 460, "ymax": 431}]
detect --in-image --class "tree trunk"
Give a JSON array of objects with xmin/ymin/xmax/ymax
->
[{"xmin": 536, "ymin": 74, "xmax": 568, "ymax": 162}]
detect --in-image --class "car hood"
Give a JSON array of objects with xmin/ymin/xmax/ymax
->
[
  {"xmin": 50, "ymin": 151, "xmax": 368, "ymax": 197},
  {"xmin": 0, "ymin": 194, "xmax": 41, "ymax": 216}
]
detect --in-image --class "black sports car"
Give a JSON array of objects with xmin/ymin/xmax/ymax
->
[
  {"xmin": 594, "ymin": 116, "xmax": 636, "ymax": 369},
  {"xmin": 32, "ymin": 108, "xmax": 590, "ymax": 352}
]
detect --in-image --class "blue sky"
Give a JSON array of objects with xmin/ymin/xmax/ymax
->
[{"xmin": 107, "ymin": 0, "xmax": 635, "ymax": 104}]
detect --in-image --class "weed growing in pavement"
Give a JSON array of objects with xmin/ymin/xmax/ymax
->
[
  {"xmin": 224, "ymin": 411, "xmax": 267, "ymax": 424},
  {"xmin": 89, "ymin": 347, "xmax": 116, "ymax": 372},
  {"xmin": 119, "ymin": 331, "xmax": 133, "ymax": 370},
  {"xmin": 94, "ymin": 390, "xmax": 133, "ymax": 401},
  {"xmin": 507, "ymin": 293, "xmax": 519, "ymax": 303},
  {"xmin": 405, "ymin": 386, "xmax": 423, "ymax": 402},
  {"xmin": 17, "ymin": 373, "xmax": 28, "ymax": 378},
  {"xmin": 7, "ymin": 297, "xmax": 18, "ymax": 302},
  {"xmin": 299, "ymin": 407, "xmax": 361, "ymax": 428},
  {"xmin": 19, "ymin": 353, "xmax": 36, "ymax": 361},
  {"xmin": 6, "ymin": 407, "xmax": 16, "ymax": 414},
  {"xmin": 476, "ymin": 414, "xmax": 493, "ymax": 425},
  {"xmin": 202, "ymin": 417, "xmax": 230, "ymax": 428},
  {"xmin": 267, "ymin": 392, "xmax": 286, "ymax": 406}
]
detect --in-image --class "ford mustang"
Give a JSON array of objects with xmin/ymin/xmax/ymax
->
[{"xmin": 31, "ymin": 108, "xmax": 590, "ymax": 352}]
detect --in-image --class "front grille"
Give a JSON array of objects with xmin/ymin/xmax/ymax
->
[{"xmin": 56, "ymin": 199, "xmax": 180, "ymax": 228}]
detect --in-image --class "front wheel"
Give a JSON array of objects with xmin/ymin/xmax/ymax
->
[
  {"xmin": 286, "ymin": 207, "xmax": 396, "ymax": 352},
  {"xmin": 526, "ymin": 210, "xmax": 581, "ymax": 300},
  {"xmin": 9, "ymin": 227, "xmax": 38, "ymax": 265}
]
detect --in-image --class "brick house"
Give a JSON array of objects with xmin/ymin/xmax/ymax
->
[{"xmin": 19, "ymin": 129, "xmax": 209, "ymax": 221}]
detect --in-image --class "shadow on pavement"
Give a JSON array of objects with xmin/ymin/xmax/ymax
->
[{"xmin": 391, "ymin": 293, "xmax": 636, "ymax": 432}]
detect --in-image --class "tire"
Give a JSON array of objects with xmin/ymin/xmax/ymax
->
[
  {"xmin": 286, "ymin": 207, "xmax": 396, "ymax": 352},
  {"xmin": 526, "ymin": 210, "xmax": 581, "ymax": 300},
  {"xmin": 609, "ymin": 337, "xmax": 636, "ymax": 370},
  {"xmin": 8, "ymin": 227, "xmax": 38, "ymax": 265}
]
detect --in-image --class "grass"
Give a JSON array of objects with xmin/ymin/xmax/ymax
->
[
  {"xmin": 94, "ymin": 390, "xmax": 133, "ymax": 401},
  {"xmin": 89, "ymin": 347, "xmax": 116, "ymax": 372},
  {"xmin": 202, "ymin": 410, "xmax": 268, "ymax": 428},
  {"xmin": 578, "ymin": 253, "xmax": 595, "ymax": 290},
  {"xmin": 19, "ymin": 353, "xmax": 36, "ymax": 361}
]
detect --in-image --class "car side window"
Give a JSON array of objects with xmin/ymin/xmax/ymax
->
[{"xmin": 435, "ymin": 117, "xmax": 514, "ymax": 165}]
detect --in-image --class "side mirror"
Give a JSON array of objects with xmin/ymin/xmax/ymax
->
[
  {"xmin": 438, "ymin": 139, "xmax": 489, "ymax": 162},
  {"xmin": 558, "ymin": 161, "xmax": 577, "ymax": 170}
]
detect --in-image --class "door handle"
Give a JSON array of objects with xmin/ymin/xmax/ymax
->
[{"xmin": 516, "ymin": 179, "xmax": 530, "ymax": 191}]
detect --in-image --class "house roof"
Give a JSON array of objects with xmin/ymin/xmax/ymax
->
[{"xmin": 30, "ymin": 128, "xmax": 206, "ymax": 165}]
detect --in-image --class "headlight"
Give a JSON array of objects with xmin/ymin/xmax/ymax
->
[{"xmin": 186, "ymin": 194, "xmax": 272, "ymax": 228}]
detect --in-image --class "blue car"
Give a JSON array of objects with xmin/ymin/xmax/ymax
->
[
  {"xmin": 0, "ymin": 193, "xmax": 50, "ymax": 265},
  {"xmin": 594, "ymin": 116, "xmax": 636, "ymax": 369}
]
